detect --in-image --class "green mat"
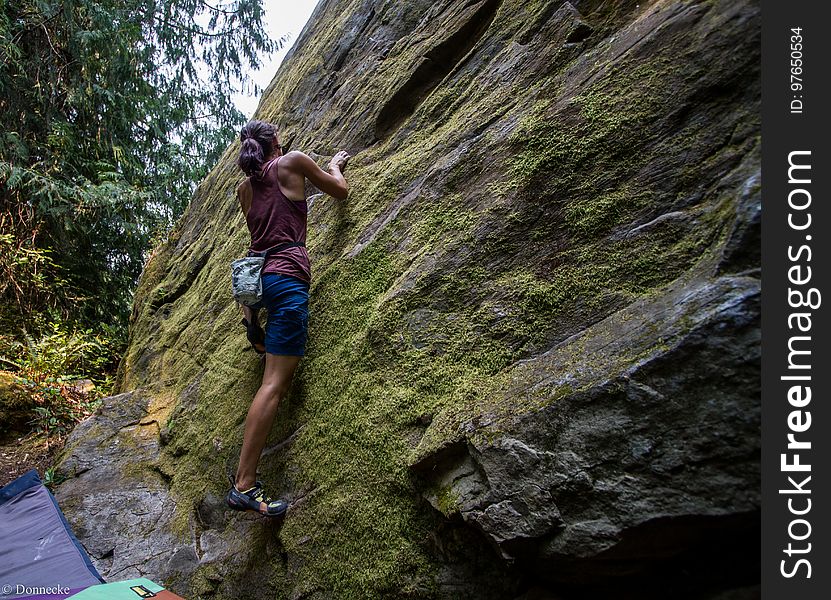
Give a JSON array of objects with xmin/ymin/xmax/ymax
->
[{"xmin": 67, "ymin": 578, "xmax": 170, "ymax": 599}]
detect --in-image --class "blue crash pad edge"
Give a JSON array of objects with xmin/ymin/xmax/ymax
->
[{"xmin": 0, "ymin": 469, "xmax": 106, "ymax": 584}]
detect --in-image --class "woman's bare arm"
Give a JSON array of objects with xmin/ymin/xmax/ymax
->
[{"xmin": 285, "ymin": 150, "xmax": 350, "ymax": 200}]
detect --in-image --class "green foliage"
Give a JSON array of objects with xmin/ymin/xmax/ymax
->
[
  {"xmin": 0, "ymin": 230, "xmax": 66, "ymax": 326},
  {"xmin": 6, "ymin": 320, "xmax": 114, "ymax": 437},
  {"xmin": 43, "ymin": 466, "xmax": 68, "ymax": 490},
  {"xmin": 18, "ymin": 321, "xmax": 118, "ymax": 384},
  {"xmin": 0, "ymin": 0, "xmax": 280, "ymax": 338}
]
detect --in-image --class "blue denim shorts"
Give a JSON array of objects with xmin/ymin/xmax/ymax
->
[{"xmin": 251, "ymin": 274, "xmax": 309, "ymax": 356}]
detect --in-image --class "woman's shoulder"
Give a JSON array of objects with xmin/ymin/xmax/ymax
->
[
  {"xmin": 282, "ymin": 149, "xmax": 307, "ymax": 159},
  {"xmin": 278, "ymin": 150, "xmax": 312, "ymax": 169}
]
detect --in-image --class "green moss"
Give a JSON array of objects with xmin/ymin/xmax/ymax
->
[
  {"xmin": 565, "ymin": 186, "xmax": 656, "ymax": 237},
  {"xmin": 409, "ymin": 196, "xmax": 477, "ymax": 248},
  {"xmin": 0, "ymin": 371, "xmax": 30, "ymax": 424},
  {"xmin": 508, "ymin": 61, "xmax": 672, "ymax": 183},
  {"xmin": 187, "ymin": 566, "xmax": 222, "ymax": 597},
  {"xmin": 435, "ymin": 486, "xmax": 461, "ymax": 517}
]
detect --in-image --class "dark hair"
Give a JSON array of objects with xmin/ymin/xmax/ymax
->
[{"xmin": 237, "ymin": 120, "xmax": 277, "ymax": 177}]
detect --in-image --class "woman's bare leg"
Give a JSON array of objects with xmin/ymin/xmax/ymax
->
[{"xmin": 235, "ymin": 353, "xmax": 301, "ymax": 496}]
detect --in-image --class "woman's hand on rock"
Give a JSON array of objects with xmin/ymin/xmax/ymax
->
[{"xmin": 329, "ymin": 150, "xmax": 351, "ymax": 172}]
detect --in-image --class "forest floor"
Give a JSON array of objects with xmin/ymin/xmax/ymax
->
[
  {"xmin": 1, "ymin": 370, "xmax": 99, "ymax": 487},
  {"xmin": 0, "ymin": 430, "xmax": 65, "ymax": 488}
]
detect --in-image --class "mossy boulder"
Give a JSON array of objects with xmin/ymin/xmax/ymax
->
[
  {"xmin": 0, "ymin": 371, "xmax": 32, "ymax": 437},
  {"xmin": 56, "ymin": 0, "xmax": 760, "ymax": 598}
]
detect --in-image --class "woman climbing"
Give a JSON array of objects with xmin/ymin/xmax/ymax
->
[{"xmin": 227, "ymin": 120, "xmax": 350, "ymax": 516}]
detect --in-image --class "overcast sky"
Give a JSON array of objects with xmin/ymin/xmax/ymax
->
[{"xmin": 233, "ymin": 0, "xmax": 321, "ymax": 118}]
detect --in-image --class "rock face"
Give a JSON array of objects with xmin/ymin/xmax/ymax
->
[{"xmin": 55, "ymin": 0, "xmax": 760, "ymax": 598}]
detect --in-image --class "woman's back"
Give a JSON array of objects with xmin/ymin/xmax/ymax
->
[{"xmin": 246, "ymin": 157, "xmax": 311, "ymax": 283}]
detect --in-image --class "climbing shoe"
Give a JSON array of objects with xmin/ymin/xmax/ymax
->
[
  {"xmin": 226, "ymin": 475, "xmax": 287, "ymax": 517},
  {"xmin": 241, "ymin": 317, "xmax": 266, "ymax": 355}
]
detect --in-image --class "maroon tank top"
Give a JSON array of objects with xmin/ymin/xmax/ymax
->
[{"xmin": 245, "ymin": 157, "xmax": 311, "ymax": 283}]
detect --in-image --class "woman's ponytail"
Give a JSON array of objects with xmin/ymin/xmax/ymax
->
[
  {"xmin": 237, "ymin": 120, "xmax": 277, "ymax": 177},
  {"xmin": 238, "ymin": 137, "xmax": 265, "ymax": 177}
]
